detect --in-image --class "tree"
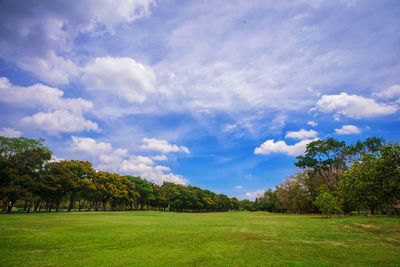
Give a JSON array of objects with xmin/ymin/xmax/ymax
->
[
  {"xmin": 276, "ymin": 174, "xmax": 312, "ymax": 213},
  {"xmin": 342, "ymin": 143, "xmax": 400, "ymax": 215},
  {"xmin": 239, "ymin": 199, "xmax": 255, "ymax": 211},
  {"xmin": 255, "ymin": 188, "xmax": 278, "ymax": 212},
  {"xmin": 313, "ymin": 185, "xmax": 341, "ymax": 217},
  {"xmin": 125, "ymin": 176, "xmax": 154, "ymax": 210},
  {"xmin": 60, "ymin": 160, "xmax": 95, "ymax": 212},
  {"xmin": 295, "ymin": 138, "xmax": 346, "ymax": 190},
  {"xmin": 0, "ymin": 137, "xmax": 51, "ymax": 213}
]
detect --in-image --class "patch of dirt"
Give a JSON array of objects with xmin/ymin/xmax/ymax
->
[{"xmin": 352, "ymin": 223, "xmax": 380, "ymax": 229}]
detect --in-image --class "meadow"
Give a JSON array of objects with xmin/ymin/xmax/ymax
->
[{"xmin": 0, "ymin": 211, "xmax": 399, "ymax": 266}]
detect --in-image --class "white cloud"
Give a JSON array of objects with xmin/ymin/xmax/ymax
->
[
  {"xmin": 0, "ymin": 77, "xmax": 97, "ymax": 134},
  {"xmin": 50, "ymin": 156, "xmax": 65, "ymax": 163},
  {"xmin": 235, "ymin": 185, "xmax": 243, "ymax": 189},
  {"xmin": 0, "ymin": 77, "xmax": 92, "ymax": 112},
  {"xmin": 150, "ymin": 0, "xmax": 394, "ymax": 124},
  {"xmin": 285, "ymin": 129, "xmax": 317, "ymax": 140},
  {"xmin": 254, "ymin": 138, "xmax": 318, "ymax": 156},
  {"xmin": 315, "ymin": 93, "xmax": 398, "ymax": 119},
  {"xmin": 372, "ymin": 85, "xmax": 400, "ymax": 100},
  {"xmin": 97, "ymin": 148, "xmax": 129, "ymax": 170},
  {"xmin": 120, "ymin": 156, "xmax": 188, "ymax": 185},
  {"xmin": 334, "ymin": 125, "xmax": 361, "ymax": 135},
  {"xmin": 0, "ymin": 127, "xmax": 22, "ymax": 138},
  {"xmin": 70, "ymin": 136, "xmax": 112, "ymax": 156},
  {"xmin": 141, "ymin": 138, "xmax": 190, "ymax": 154},
  {"xmin": 152, "ymin": 155, "xmax": 168, "ymax": 161},
  {"xmin": 82, "ymin": 57, "xmax": 156, "ymax": 104},
  {"xmin": 0, "ymin": 128, "xmax": 22, "ymax": 138},
  {"xmin": 307, "ymin": 121, "xmax": 318, "ymax": 127},
  {"xmin": 0, "ymin": 0, "xmax": 155, "ymax": 85},
  {"xmin": 245, "ymin": 190, "xmax": 265, "ymax": 199},
  {"xmin": 21, "ymin": 110, "xmax": 99, "ymax": 135}
]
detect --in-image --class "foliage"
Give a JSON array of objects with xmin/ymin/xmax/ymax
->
[
  {"xmin": 247, "ymin": 137, "xmax": 398, "ymax": 216},
  {"xmin": 0, "ymin": 136, "xmax": 51, "ymax": 213},
  {"xmin": 313, "ymin": 185, "xmax": 341, "ymax": 217}
]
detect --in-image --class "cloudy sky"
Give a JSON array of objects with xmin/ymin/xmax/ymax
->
[{"xmin": 1, "ymin": 0, "xmax": 399, "ymax": 199}]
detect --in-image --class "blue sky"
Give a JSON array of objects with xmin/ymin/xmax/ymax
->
[{"xmin": 0, "ymin": 0, "xmax": 399, "ymax": 200}]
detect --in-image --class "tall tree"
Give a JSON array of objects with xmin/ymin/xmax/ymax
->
[
  {"xmin": 0, "ymin": 137, "xmax": 51, "ymax": 213},
  {"xmin": 295, "ymin": 138, "xmax": 346, "ymax": 191}
]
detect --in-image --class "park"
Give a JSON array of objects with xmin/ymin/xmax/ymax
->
[{"xmin": 1, "ymin": 211, "xmax": 400, "ymax": 266}]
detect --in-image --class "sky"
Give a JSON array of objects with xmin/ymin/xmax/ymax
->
[{"xmin": 0, "ymin": 0, "xmax": 399, "ymax": 200}]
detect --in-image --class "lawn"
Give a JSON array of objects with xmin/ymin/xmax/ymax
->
[{"xmin": 0, "ymin": 211, "xmax": 399, "ymax": 266}]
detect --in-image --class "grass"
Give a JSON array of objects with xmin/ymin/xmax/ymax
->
[{"xmin": 0, "ymin": 211, "xmax": 399, "ymax": 266}]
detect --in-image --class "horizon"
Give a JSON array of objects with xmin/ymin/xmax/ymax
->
[{"xmin": 1, "ymin": 0, "xmax": 399, "ymax": 200}]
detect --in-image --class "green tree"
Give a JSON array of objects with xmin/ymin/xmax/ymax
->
[
  {"xmin": 60, "ymin": 160, "xmax": 95, "ymax": 212},
  {"xmin": 125, "ymin": 176, "xmax": 154, "ymax": 210},
  {"xmin": 313, "ymin": 185, "xmax": 341, "ymax": 217},
  {"xmin": 296, "ymin": 138, "xmax": 346, "ymax": 190},
  {"xmin": 0, "ymin": 136, "xmax": 51, "ymax": 213}
]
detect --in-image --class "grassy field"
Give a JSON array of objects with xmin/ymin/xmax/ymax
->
[{"xmin": 0, "ymin": 212, "xmax": 399, "ymax": 266}]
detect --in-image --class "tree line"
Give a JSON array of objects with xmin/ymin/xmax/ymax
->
[
  {"xmin": 2, "ymin": 136, "xmax": 399, "ymax": 216},
  {"xmin": 245, "ymin": 137, "xmax": 400, "ymax": 216},
  {"xmin": 0, "ymin": 136, "xmax": 239, "ymax": 213}
]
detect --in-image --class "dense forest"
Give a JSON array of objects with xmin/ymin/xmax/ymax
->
[{"xmin": 1, "ymin": 136, "xmax": 399, "ymax": 216}]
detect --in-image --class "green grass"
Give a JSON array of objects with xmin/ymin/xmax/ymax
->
[{"xmin": 0, "ymin": 212, "xmax": 399, "ymax": 266}]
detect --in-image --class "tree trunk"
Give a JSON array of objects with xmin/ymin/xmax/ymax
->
[
  {"xmin": 102, "ymin": 201, "xmax": 107, "ymax": 211},
  {"xmin": 68, "ymin": 198, "xmax": 75, "ymax": 212},
  {"xmin": 27, "ymin": 202, "xmax": 32, "ymax": 213},
  {"xmin": 1, "ymin": 197, "xmax": 8, "ymax": 213},
  {"xmin": 38, "ymin": 202, "xmax": 43, "ymax": 212},
  {"xmin": 55, "ymin": 200, "xmax": 61, "ymax": 212},
  {"xmin": 33, "ymin": 200, "xmax": 40, "ymax": 212},
  {"xmin": 78, "ymin": 200, "xmax": 86, "ymax": 212},
  {"xmin": 7, "ymin": 201, "xmax": 13, "ymax": 213},
  {"xmin": 384, "ymin": 207, "xmax": 393, "ymax": 217}
]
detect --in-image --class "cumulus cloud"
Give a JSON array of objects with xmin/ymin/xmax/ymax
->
[
  {"xmin": 82, "ymin": 57, "xmax": 156, "ymax": 103},
  {"xmin": 315, "ymin": 93, "xmax": 398, "ymax": 119},
  {"xmin": 70, "ymin": 136, "xmax": 112, "ymax": 156},
  {"xmin": 0, "ymin": 128, "xmax": 22, "ymax": 138},
  {"xmin": 307, "ymin": 121, "xmax": 318, "ymax": 127},
  {"xmin": 372, "ymin": 85, "xmax": 400, "ymax": 100},
  {"xmin": 235, "ymin": 185, "xmax": 243, "ymax": 189},
  {"xmin": 0, "ymin": 0, "xmax": 155, "ymax": 85},
  {"xmin": 141, "ymin": 138, "xmax": 190, "ymax": 154},
  {"xmin": 21, "ymin": 110, "xmax": 99, "ymax": 135},
  {"xmin": 120, "ymin": 156, "xmax": 188, "ymax": 185},
  {"xmin": 0, "ymin": 77, "xmax": 92, "ymax": 112},
  {"xmin": 334, "ymin": 125, "xmax": 361, "ymax": 135},
  {"xmin": 254, "ymin": 138, "xmax": 318, "ymax": 156},
  {"xmin": 285, "ymin": 129, "xmax": 317, "ymax": 140},
  {"xmin": 0, "ymin": 77, "xmax": 97, "ymax": 134}
]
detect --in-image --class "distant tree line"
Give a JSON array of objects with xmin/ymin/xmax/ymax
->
[
  {"xmin": 242, "ymin": 137, "xmax": 400, "ymax": 216},
  {"xmin": 0, "ymin": 136, "xmax": 239, "ymax": 213}
]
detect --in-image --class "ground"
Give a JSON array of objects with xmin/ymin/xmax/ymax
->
[{"xmin": 0, "ymin": 211, "xmax": 399, "ymax": 266}]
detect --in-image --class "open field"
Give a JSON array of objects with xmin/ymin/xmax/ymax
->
[{"xmin": 0, "ymin": 212, "xmax": 399, "ymax": 266}]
